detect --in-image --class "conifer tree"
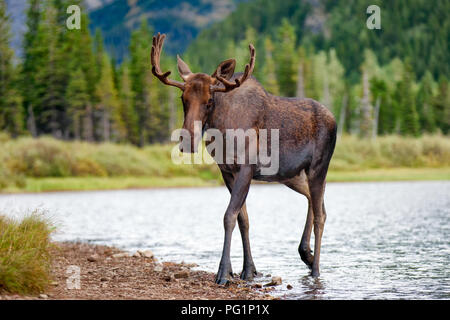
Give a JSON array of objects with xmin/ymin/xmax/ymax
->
[
  {"xmin": 274, "ymin": 19, "xmax": 297, "ymax": 97},
  {"xmin": 118, "ymin": 64, "xmax": 138, "ymax": 144},
  {"xmin": 129, "ymin": 20, "xmax": 155, "ymax": 146},
  {"xmin": 66, "ymin": 68, "xmax": 89, "ymax": 140},
  {"xmin": 0, "ymin": 1, "xmax": 24, "ymax": 137},
  {"xmin": 96, "ymin": 53, "xmax": 123, "ymax": 141},
  {"xmin": 416, "ymin": 71, "xmax": 437, "ymax": 133},
  {"xmin": 262, "ymin": 37, "xmax": 279, "ymax": 95},
  {"xmin": 21, "ymin": 0, "xmax": 44, "ymax": 136},
  {"xmin": 397, "ymin": 62, "xmax": 420, "ymax": 136},
  {"xmin": 433, "ymin": 76, "xmax": 449, "ymax": 134}
]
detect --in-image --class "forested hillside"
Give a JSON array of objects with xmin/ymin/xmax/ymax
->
[
  {"xmin": 0, "ymin": 0, "xmax": 448, "ymax": 149},
  {"xmin": 89, "ymin": 0, "xmax": 247, "ymax": 61},
  {"xmin": 185, "ymin": 0, "xmax": 449, "ymax": 136},
  {"xmin": 187, "ymin": 0, "xmax": 449, "ymax": 80}
]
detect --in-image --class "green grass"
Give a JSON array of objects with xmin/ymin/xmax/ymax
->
[
  {"xmin": 327, "ymin": 167, "xmax": 450, "ymax": 182},
  {"xmin": 0, "ymin": 213, "xmax": 55, "ymax": 294},
  {"xmin": 0, "ymin": 134, "xmax": 449, "ymax": 192},
  {"xmin": 0, "ymin": 167, "xmax": 446, "ymax": 193},
  {"xmin": 17, "ymin": 176, "xmax": 219, "ymax": 193}
]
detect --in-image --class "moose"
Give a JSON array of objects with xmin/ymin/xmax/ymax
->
[{"xmin": 151, "ymin": 33, "xmax": 337, "ymax": 284}]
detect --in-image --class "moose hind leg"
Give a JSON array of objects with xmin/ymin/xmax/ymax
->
[
  {"xmin": 284, "ymin": 171, "xmax": 314, "ymax": 269},
  {"xmin": 307, "ymin": 174, "xmax": 327, "ymax": 278},
  {"xmin": 238, "ymin": 204, "xmax": 257, "ymax": 280}
]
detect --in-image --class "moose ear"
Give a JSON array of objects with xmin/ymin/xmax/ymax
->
[
  {"xmin": 212, "ymin": 59, "xmax": 236, "ymax": 80},
  {"xmin": 177, "ymin": 55, "xmax": 192, "ymax": 81}
]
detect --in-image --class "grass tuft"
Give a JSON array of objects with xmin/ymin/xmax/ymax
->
[{"xmin": 0, "ymin": 213, "xmax": 55, "ymax": 294}]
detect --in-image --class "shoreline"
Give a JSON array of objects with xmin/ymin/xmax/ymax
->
[
  {"xmin": 0, "ymin": 167, "xmax": 449, "ymax": 194},
  {"xmin": 0, "ymin": 242, "xmax": 275, "ymax": 300}
]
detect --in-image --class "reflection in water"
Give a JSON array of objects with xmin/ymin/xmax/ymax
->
[
  {"xmin": 0, "ymin": 181, "xmax": 448, "ymax": 299},
  {"xmin": 298, "ymin": 276, "xmax": 326, "ymax": 300}
]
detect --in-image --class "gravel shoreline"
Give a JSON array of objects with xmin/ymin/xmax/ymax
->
[{"xmin": 0, "ymin": 242, "xmax": 275, "ymax": 300}]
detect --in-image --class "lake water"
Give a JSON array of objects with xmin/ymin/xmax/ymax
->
[{"xmin": 0, "ymin": 181, "xmax": 449, "ymax": 299}]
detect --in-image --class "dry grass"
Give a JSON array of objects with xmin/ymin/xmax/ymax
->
[
  {"xmin": 0, "ymin": 134, "xmax": 449, "ymax": 191},
  {"xmin": 0, "ymin": 213, "xmax": 55, "ymax": 294}
]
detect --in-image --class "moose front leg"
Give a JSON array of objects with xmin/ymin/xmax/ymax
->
[
  {"xmin": 221, "ymin": 170, "xmax": 257, "ymax": 281},
  {"xmin": 215, "ymin": 166, "xmax": 253, "ymax": 285}
]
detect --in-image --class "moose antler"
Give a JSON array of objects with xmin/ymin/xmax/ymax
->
[
  {"xmin": 151, "ymin": 33, "xmax": 185, "ymax": 90},
  {"xmin": 212, "ymin": 44, "xmax": 255, "ymax": 93}
]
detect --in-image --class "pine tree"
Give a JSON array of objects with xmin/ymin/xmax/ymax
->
[
  {"xmin": 66, "ymin": 68, "xmax": 89, "ymax": 140},
  {"xmin": 21, "ymin": 0, "xmax": 43, "ymax": 136},
  {"xmin": 129, "ymin": 20, "xmax": 156, "ymax": 146},
  {"xmin": 327, "ymin": 49, "xmax": 345, "ymax": 113},
  {"xmin": 398, "ymin": 62, "xmax": 420, "ymax": 136},
  {"xmin": 94, "ymin": 29, "xmax": 104, "ymax": 87},
  {"xmin": 262, "ymin": 37, "xmax": 279, "ymax": 95},
  {"xmin": 68, "ymin": 9, "xmax": 97, "ymax": 142},
  {"xmin": 118, "ymin": 63, "xmax": 138, "ymax": 144},
  {"xmin": 38, "ymin": 3, "xmax": 67, "ymax": 138},
  {"xmin": 416, "ymin": 71, "xmax": 437, "ymax": 133},
  {"xmin": 433, "ymin": 76, "xmax": 450, "ymax": 134},
  {"xmin": 274, "ymin": 19, "xmax": 297, "ymax": 97},
  {"xmin": 96, "ymin": 53, "xmax": 123, "ymax": 141},
  {"xmin": 0, "ymin": 1, "xmax": 23, "ymax": 137}
]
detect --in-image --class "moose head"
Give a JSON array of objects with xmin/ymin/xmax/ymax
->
[{"xmin": 150, "ymin": 33, "xmax": 255, "ymax": 152}]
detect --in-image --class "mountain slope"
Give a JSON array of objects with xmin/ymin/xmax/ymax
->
[{"xmin": 88, "ymin": 0, "xmax": 248, "ymax": 61}]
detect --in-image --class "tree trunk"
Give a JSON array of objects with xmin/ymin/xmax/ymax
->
[
  {"xmin": 27, "ymin": 104, "xmax": 38, "ymax": 138},
  {"xmin": 372, "ymin": 96, "xmax": 381, "ymax": 140},
  {"xmin": 360, "ymin": 71, "xmax": 373, "ymax": 138},
  {"xmin": 338, "ymin": 93, "xmax": 348, "ymax": 136},
  {"xmin": 322, "ymin": 75, "xmax": 331, "ymax": 109},
  {"xmin": 296, "ymin": 63, "xmax": 305, "ymax": 99},
  {"xmin": 73, "ymin": 113, "xmax": 80, "ymax": 140},
  {"xmin": 83, "ymin": 103, "xmax": 94, "ymax": 142},
  {"xmin": 102, "ymin": 109, "xmax": 110, "ymax": 142}
]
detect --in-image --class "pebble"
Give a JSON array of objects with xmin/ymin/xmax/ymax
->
[
  {"xmin": 287, "ymin": 284, "xmax": 293, "ymax": 290},
  {"xmin": 112, "ymin": 253, "xmax": 129, "ymax": 259},
  {"xmin": 163, "ymin": 274, "xmax": 175, "ymax": 282},
  {"xmin": 264, "ymin": 276, "xmax": 282, "ymax": 287},
  {"xmin": 100, "ymin": 277, "xmax": 108, "ymax": 282},
  {"xmin": 252, "ymin": 283, "xmax": 263, "ymax": 289},
  {"xmin": 87, "ymin": 254, "xmax": 98, "ymax": 262},
  {"xmin": 182, "ymin": 262, "xmax": 198, "ymax": 268},
  {"xmin": 39, "ymin": 294, "xmax": 48, "ymax": 299},
  {"xmin": 138, "ymin": 250, "xmax": 154, "ymax": 259},
  {"xmin": 174, "ymin": 270, "xmax": 190, "ymax": 279},
  {"xmin": 153, "ymin": 265, "xmax": 164, "ymax": 272}
]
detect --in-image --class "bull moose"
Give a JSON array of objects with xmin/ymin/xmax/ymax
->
[{"xmin": 150, "ymin": 33, "xmax": 337, "ymax": 284}]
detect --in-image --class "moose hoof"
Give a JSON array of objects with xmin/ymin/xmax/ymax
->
[
  {"xmin": 240, "ymin": 266, "xmax": 258, "ymax": 281},
  {"xmin": 215, "ymin": 277, "xmax": 230, "ymax": 285},
  {"xmin": 299, "ymin": 248, "xmax": 314, "ymax": 270},
  {"xmin": 311, "ymin": 269, "xmax": 320, "ymax": 278},
  {"xmin": 215, "ymin": 265, "xmax": 233, "ymax": 285}
]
